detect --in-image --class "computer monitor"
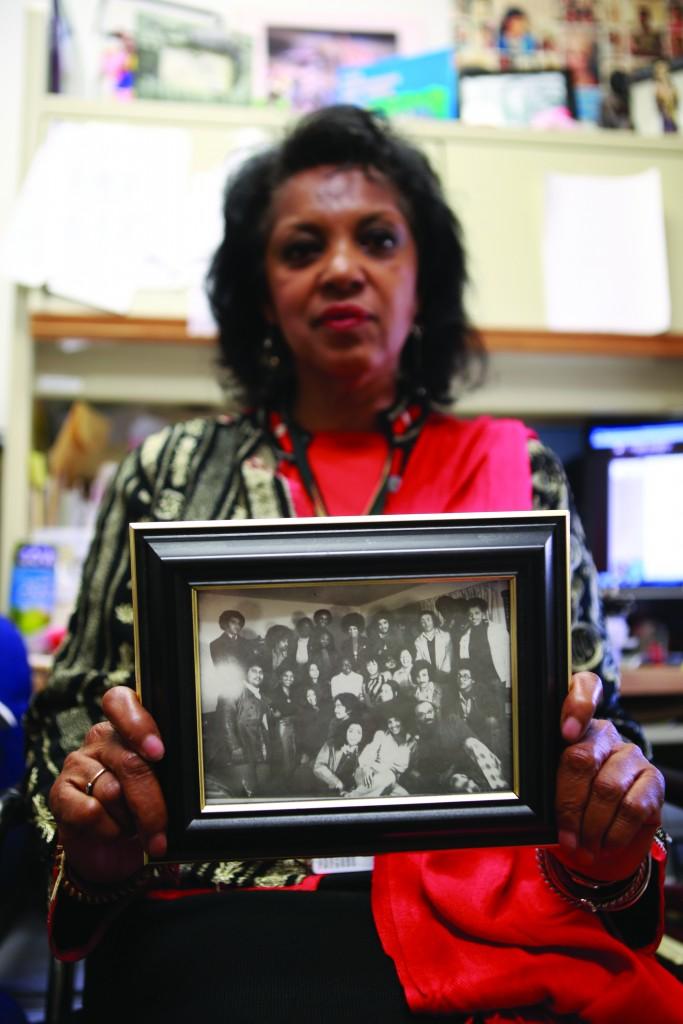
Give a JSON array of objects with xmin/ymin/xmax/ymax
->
[{"xmin": 583, "ymin": 422, "xmax": 683, "ymax": 593}]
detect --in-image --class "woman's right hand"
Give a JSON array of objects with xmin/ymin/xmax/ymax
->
[{"xmin": 49, "ymin": 686, "xmax": 168, "ymax": 887}]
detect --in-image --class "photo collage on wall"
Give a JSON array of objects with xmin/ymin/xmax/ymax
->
[{"xmin": 51, "ymin": 1, "xmax": 681, "ymax": 131}]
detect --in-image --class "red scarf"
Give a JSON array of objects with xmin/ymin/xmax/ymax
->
[{"xmin": 281, "ymin": 413, "xmax": 682, "ymax": 1023}]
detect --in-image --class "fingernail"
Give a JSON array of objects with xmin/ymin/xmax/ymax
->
[
  {"xmin": 148, "ymin": 832, "xmax": 167, "ymax": 858},
  {"xmin": 142, "ymin": 735, "xmax": 164, "ymax": 761},
  {"xmin": 558, "ymin": 830, "xmax": 577, "ymax": 851},
  {"xmin": 562, "ymin": 716, "xmax": 582, "ymax": 742}
]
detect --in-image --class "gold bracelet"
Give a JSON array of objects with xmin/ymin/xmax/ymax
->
[
  {"xmin": 536, "ymin": 847, "xmax": 651, "ymax": 914},
  {"xmin": 53, "ymin": 845, "xmax": 150, "ymax": 906}
]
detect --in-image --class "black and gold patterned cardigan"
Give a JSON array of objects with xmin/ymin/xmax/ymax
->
[{"xmin": 24, "ymin": 413, "xmax": 637, "ymax": 890}]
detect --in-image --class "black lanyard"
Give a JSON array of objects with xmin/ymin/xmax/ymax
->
[{"xmin": 267, "ymin": 402, "xmax": 427, "ymax": 517}]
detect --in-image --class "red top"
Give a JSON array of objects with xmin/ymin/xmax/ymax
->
[
  {"xmin": 278, "ymin": 413, "xmax": 536, "ymax": 517},
  {"xmin": 51, "ymin": 412, "xmax": 681, "ymax": 1021}
]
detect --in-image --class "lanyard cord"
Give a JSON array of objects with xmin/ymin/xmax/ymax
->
[{"xmin": 266, "ymin": 401, "xmax": 428, "ymax": 518}]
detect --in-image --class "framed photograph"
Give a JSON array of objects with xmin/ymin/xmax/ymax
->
[
  {"xmin": 130, "ymin": 511, "xmax": 569, "ymax": 863},
  {"xmin": 458, "ymin": 68, "xmax": 577, "ymax": 127},
  {"xmin": 629, "ymin": 57, "xmax": 683, "ymax": 135},
  {"xmin": 266, "ymin": 26, "xmax": 396, "ymax": 111}
]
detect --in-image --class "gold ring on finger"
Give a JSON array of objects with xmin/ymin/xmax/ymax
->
[{"xmin": 85, "ymin": 766, "xmax": 110, "ymax": 797}]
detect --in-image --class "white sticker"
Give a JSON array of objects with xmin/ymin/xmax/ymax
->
[{"xmin": 312, "ymin": 856, "xmax": 375, "ymax": 875}]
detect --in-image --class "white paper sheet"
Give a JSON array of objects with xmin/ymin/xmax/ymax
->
[
  {"xmin": 183, "ymin": 128, "xmax": 271, "ymax": 336},
  {"xmin": 543, "ymin": 168, "xmax": 670, "ymax": 335},
  {"xmin": 0, "ymin": 121, "xmax": 191, "ymax": 313}
]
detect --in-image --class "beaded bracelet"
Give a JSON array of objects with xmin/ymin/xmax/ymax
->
[
  {"xmin": 536, "ymin": 847, "xmax": 652, "ymax": 914},
  {"xmin": 52, "ymin": 844, "xmax": 150, "ymax": 906}
]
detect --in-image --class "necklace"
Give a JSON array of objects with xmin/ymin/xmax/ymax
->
[{"xmin": 267, "ymin": 400, "xmax": 428, "ymax": 518}]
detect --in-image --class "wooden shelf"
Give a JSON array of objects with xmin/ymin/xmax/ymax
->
[
  {"xmin": 30, "ymin": 313, "xmax": 683, "ymax": 358},
  {"xmin": 621, "ymin": 665, "xmax": 683, "ymax": 697},
  {"xmin": 484, "ymin": 329, "xmax": 683, "ymax": 359},
  {"xmin": 31, "ymin": 313, "xmax": 215, "ymax": 346}
]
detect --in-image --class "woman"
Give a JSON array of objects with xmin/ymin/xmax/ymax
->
[
  {"xmin": 313, "ymin": 720, "xmax": 365, "ymax": 795},
  {"xmin": 293, "ymin": 684, "xmax": 328, "ymax": 765},
  {"xmin": 326, "ymin": 692, "xmax": 361, "ymax": 738},
  {"xmin": 300, "ymin": 659, "xmax": 328, "ymax": 701},
  {"xmin": 361, "ymin": 655, "xmax": 391, "ymax": 707},
  {"xmin": 349, "ymin": 710, "xmax": 413, "ymax": 798},
  {"xmin": 263, "ymin": 624, "xmax": 294, "ymax": 692},
  {"xmin": 29, "ymin": 106, "xmax": 674, "ymax": 1022},
  {"xmin": 269, "ymin": 665, "xmax": 298, "ymax": 778}
]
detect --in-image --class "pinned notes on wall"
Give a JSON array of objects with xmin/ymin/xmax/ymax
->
[{"xmin": 543, "ymin": 168, "xmax": 671, "ymax": 336}]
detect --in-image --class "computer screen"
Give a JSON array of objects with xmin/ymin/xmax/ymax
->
[{"xmin": 586, "ymin": 422, "xmax": 683, "ymax": 591}]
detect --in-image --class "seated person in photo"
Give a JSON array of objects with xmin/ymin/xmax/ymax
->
[
  {"xmin": 406, "ymin": 700, "xmax": 507, "ymax": 794},
  {"xmin": 313, "ymin": 720, "xmax": 365, "ymax": 795},
  {"xmin": 452, "ymin": 662, "xmax": 506, "ymax": 758},
  {"xmin": 412, "ymin": 659, "xmax": 443, "ymax": 714},
  {"xmin": 391, "ymin": 647, "xmax": 415, "ymax": 695},
  {"xmin": 29, "ymin": 105, "xmax": 676, "ymax": 1023},
  {"xmin": 326, "ymin": 692, "xmax": 362, "ymax": 741},
  {"xmin": 348, "ymin": 709, "xmax": 413, "ymax": 798}
]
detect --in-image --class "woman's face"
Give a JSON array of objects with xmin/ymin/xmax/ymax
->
[
  {"xmin": 334, "ymin": 698, "xmax": 349, "ymax": 719},
  {"xmin": 264, "ymin": 166, "xmax": 418, "ymax": 393},
  {"xmin": 379, "ymin": 681, "xmax": 395, "ymax": 702},
  {"xmin": 281, "ymin": 669, "xmax": 295, "ymax": 688},
  {"xmin": 308, "ymin": 663, "xmax": 320, "ymax": 682},
  {"xmin": 399, "ymin": 648, "xmax": 412, "ymax": 668},
  {"xmin": 346, "ymin": 722, "xmax": 363, "ymax": 746},
  {"xmin": 305, "ymin": 687, "xmax": 318, "ymax": 707}
]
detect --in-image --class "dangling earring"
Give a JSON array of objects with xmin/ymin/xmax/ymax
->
[
  {"xmin": 262, "ymin": 333, "xmax": 281, "ymax": 371},
  {"xmin": 410, "ymin": 323, "xmax": 427, "ymax": 400}
]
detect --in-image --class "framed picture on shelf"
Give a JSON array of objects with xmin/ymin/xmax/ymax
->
[
  {"xmin": 629, "ymin": 57, "xmax": 683, "ymax": 135},
  {"xmin": 457, "ymin": 68, "xmax": 577, "ymax": 127},
  {"xmin": 130, "ymin": 511, "xmax": 570, "ymax": 863}
]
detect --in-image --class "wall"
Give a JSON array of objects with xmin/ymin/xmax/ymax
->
[{"xmin": 0, "ymin": 0, "xmax": 29, "ymax": 443}]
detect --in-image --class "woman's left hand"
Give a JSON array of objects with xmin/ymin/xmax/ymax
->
[{"xmin": 553, "ymin": 671, "xmax": 665, "ymax": 882}]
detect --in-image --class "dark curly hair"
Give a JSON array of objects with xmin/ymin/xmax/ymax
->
[{"xmin": 206, "ymin": 104, "xmax": 485, "ymax": 407}]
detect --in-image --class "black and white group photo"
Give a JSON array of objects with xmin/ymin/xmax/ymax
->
[{"xmin": 196, "ymin": 578, "xmax": 514, "ymax": 806}]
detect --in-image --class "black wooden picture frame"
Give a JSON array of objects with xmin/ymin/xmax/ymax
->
[{"xmin": 130, "ymin": 511, "xmax": 569, "ymax": 863}]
